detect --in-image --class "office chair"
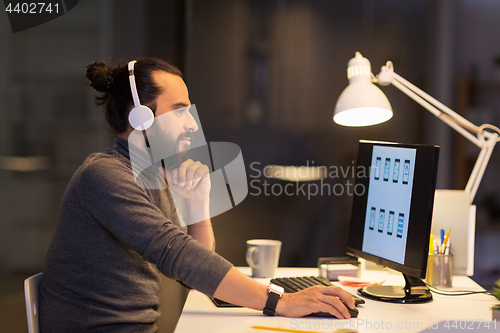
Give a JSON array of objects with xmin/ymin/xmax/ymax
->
[{"xmin": 24, "ymin": 272, "xmax": 42, "ymax": 333}]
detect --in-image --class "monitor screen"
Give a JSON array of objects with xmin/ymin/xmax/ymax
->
[{"xmin": 347, "ymin": 140, "xmax": 439, "ymax": 303}]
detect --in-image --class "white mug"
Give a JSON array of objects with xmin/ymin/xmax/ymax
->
[{"xmin": 246, "ymin": 239, "xmax": 281, "ymax": 278}]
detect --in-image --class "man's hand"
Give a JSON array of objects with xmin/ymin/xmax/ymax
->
[
  {"xmin": 161, "ymin": 159, "xmax": 214, "ymax": 247},
  {"xmin": 275, "ymin": 285, "xmax": 356, "ymax": 319},
  {"xmin": 161, "ymin": 159, "xmax": 211, "ymax": 202},
  {"xmin": 214, "ymin": 268, "xmax": 356, "ymax": 319}
]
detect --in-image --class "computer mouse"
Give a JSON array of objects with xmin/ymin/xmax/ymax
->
[{"xmin": 307, "ymin": 306, "xmax": 359, "ymax": 318}]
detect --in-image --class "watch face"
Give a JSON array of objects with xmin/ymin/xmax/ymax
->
[{"xmin": 268, "ymin": 284, "xmax": 285, "ymax": 296}]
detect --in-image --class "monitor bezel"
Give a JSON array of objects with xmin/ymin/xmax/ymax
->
[{"xmin": 347, "ymin": 140, "xmax": 440, "ymax": 279}]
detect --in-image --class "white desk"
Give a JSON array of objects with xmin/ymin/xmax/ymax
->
[{"xmin": 174, "ymin": 267, "xmax": 498, "ymax": 333}]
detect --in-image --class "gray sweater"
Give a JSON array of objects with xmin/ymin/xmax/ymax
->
[{"xmin": 39, "ymin": 138, "xmax": 233, "ymax": 332}]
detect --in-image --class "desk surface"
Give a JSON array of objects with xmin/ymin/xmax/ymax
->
[{"xmin": 174, "ymin": 267, "xmax": 498, "ymax": 333}]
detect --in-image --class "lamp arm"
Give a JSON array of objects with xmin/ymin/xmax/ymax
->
[
  {"xmin": 378, "ymin": 63, "xmax": 484, "ymax": 146},
  {"xmin": 390, "ymin": 75, "xmax": 483, "ymax": 147},
  {"xmin": 377, "ymin": 63, "xmax": 500, "ymax": 203},
  {"xmin": 393, "ymin": 73, "xmax": 483, "ymax": 134},
  {"xmin": 465, "ymin": 133, "xmax": 497, "ymax": 202}
]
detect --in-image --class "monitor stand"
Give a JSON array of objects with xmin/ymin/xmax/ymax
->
[{"xmin": 358, "ymin": 273, "xmax": 432, "ymax": 303}]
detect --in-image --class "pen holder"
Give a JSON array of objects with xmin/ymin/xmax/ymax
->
[{"xmin": 426, "ymin": 253, "xmax": 453, "ymax": 287}]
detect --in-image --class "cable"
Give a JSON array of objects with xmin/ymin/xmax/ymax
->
[{"xmin": 425, "ymin": 282, "xmax": 497, "ymax": 298}]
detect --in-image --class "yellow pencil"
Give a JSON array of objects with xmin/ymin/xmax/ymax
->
[
  {"xmin": 251, "ymin": 325, "xmax": 358, "ymax": 333},
  {"xmin": 429, "ymin": 234, "xmax": 434, "ymax": 254},
  {"xmin": 251, "ymin": 325, "xmax": 322, "ymax": 333}
]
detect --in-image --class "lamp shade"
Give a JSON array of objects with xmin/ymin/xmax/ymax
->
[
  {"xmin": 334, "ymin": 82, "xmax": 393, "ymax": 126},
  {"xmin": 333, "ymin": 52, "xmax": 393, "ymax": 127}
]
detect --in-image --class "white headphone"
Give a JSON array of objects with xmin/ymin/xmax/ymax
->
[{"xmin": 128, "ymin": 60, "xmax": 155, "ymax": 130}]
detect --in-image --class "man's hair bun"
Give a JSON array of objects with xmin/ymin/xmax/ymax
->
[{"xmin": 85, "ymin": 61, "xmax": 114, "ymax": 93}]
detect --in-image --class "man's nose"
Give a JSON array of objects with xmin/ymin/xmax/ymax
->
[{"xmin": 185, "ymin": 111, "xmax": 199, "ymax": 132}]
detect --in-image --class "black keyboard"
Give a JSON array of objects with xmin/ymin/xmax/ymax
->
[{"xmin": 270, "ymin": 276, "xmax": 365, "ymax": 306}]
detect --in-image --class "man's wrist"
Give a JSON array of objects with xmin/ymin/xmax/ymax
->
[
  {"xmin": 186, "ymin": 199, "xmax": 210, "ymax": 224},
  {"xmin": 186, "ymin": 197, "xmax": 209, "ymax": 207},
  {"xmin": 263, "ymin": 284, "xmax": 284, "ymax": 316}
]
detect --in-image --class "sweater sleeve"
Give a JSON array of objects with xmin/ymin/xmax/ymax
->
[{"xmin": 77, "ymin": 157, "xmax": 233, "ymax": 297}]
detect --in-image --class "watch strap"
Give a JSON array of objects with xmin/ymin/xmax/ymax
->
[
  {"xmin": 263, "ymin": 286, "xmax": 282, "ymax": 316},
  {"xmin": 263, "ymin": 292, "xmax": 280, "ymax": 316}
]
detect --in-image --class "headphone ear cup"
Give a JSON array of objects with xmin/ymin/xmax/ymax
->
[{"xmin": 128, "ymin": 105, "xmax": 155, "ymax": 130}]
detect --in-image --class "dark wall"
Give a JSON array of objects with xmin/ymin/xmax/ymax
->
[{"xmin": 185, "ymin": 0, "xmax": 431, "ymax": 266}]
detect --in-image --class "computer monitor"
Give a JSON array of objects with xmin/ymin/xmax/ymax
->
[{"xmin": 347, "ymin": 140, "xmax": 439, "ymax": 303}]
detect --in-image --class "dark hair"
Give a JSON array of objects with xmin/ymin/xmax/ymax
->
[{"xmin": 85, "ymin": 58, "xmax": 183, "ymax": 133}]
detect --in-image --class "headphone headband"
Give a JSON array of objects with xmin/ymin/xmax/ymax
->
[
  {"xmin": 128, "ymin": 60, "xmax": 136, "ymax": 74},
  {"xmin": 128, "ymin": 60, "xmax": 141, "ymax": 108}
]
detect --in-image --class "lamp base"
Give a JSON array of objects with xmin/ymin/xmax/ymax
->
[{"xmin": 431, "ymin": 190, "xmax": 475, "ymax": 276}]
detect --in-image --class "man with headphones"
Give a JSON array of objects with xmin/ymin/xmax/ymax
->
[{"xmin": 38, "ymin": 58, "xmax": 355, "ymax": 332}]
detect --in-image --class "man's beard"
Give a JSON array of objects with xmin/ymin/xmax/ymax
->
[
  {"xmin": 147, "ymin": 130, "xmax": 192, "ymax": 170},
  {"xmin": 162, "ymin": 135, "xmax": 191, "ymax": 170}
]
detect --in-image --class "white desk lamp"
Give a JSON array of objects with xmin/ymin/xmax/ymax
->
[{"xmin": 334, "ymin": 52, "xmax": 500, "ymax": 275}]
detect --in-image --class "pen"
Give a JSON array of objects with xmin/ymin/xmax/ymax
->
[
  {"xmin": 440, "ymin": 228, "xmax": 451, "ymax": 254},
  {"xmin": 443, "ymin": 229, "xmax": 451, "ymax": 247},
  {"xmin": 440, "ymin": 229, "xmax": 445, "ymax": 247},
  {"xmin": 444, "ymin": 235, "xmax": 451, "ymax": 255},
  {"xmin": 251, "ymin": 325, "xmax": 323, "ymax": 333}
]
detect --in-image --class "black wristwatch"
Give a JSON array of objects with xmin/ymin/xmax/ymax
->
[{"xmin": 263, "ymin": 283, "xmax": 284, "ymax": 316}]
